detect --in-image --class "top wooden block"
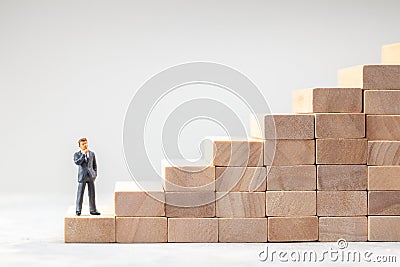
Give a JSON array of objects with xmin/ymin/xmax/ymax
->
[
  {"xmin": 382, "ymin": 43, "xmax": 400, "ymax": 64},
  {"xmin": 292, "ymin": 88, "xmax": 362, "ymax": 113},
  {"xmin": 338, "ymin": 65, "xmax": 400, "ymax": 89}
]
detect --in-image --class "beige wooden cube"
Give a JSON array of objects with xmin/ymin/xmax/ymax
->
[
  {"xmin": 216, "ymin": 192, "xmax": 265, "ymax": 217},
  {"xmin": 292, "ymin": 88, "xmax": 362, "ymax": 113},
  {"xmin": 268, "ymin": 216, "xmax": 318, "ymax": 242},
  {"xmin": 264, "ymin": 139, "xmax": 315, "ymax": 166},
  {"xmin": 316, "ymin": 139, "xmax": 367, "ymax": 164},
  {"xmin": 165, "ymin": 192, "xmax": 215, "ymax": 217},
  {"xmin": 368, "ymin": 166, "xmax": 400, "ymax": 190},
  {"xmin": 317, "ymin": 165, "xmax": 367, "ymax": 191},
  {"xmin": 366, "ymin": 115, "xmax": 400, "ymax": 140},
  {"xmin": 368, "ymin": 216, "xmax": 400, "ymax": 241},
  {"xmin": 218, "ymin": 218, "xmax": 267, "ymax": 242},
  {"xmin": 319, "ymin": 217, "xmax": 367, "ymax": 242},
  {"xmin": 168, "ymin": 218, "xmax": 218, "ymax": 242},
  {"xmin": 114, "ymin": 181, "xmax": 165, "ymax": 217},
  {"xmin": 317, "ymin": 191, "xmax": 367, "ymax": 216},
  {"xmin": 64, "ymin": 206, "xmax": 115, "ymax": 243},
  {"xmin": 116, "ymin": 217, "xmax": 167, "ymax": 243},
  {"xmin": 315, "ymin": 113, "xmax": 365, "ymax": 139},
  {"xmin": 267, "ymin": 165, "xmax": 316, "ymax": 191},
  {"xmin": 368, "ymin": 141, "xmax": 400, "ymax": 165},
  {"xmin": 364, "ymin": 90, "xmax": 400, "ymax": 114},
  {"xmin": 368, "ymin": 191, "xmax": 400, "ymax": 215},
  {"xmin": 215, "ymin": 167, "xmax": 266, "ymax": 192},
  {"xmin": 266, "ymin": 191, "xmax": 316, "ymax": 216},
  {"xmin": 382, "ymin": 43, "xmax": 400, "ymax": 64}
]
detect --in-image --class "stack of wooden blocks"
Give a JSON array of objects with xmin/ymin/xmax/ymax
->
[{"xmin": 65, "ymin": 43, "xmax": 400, "ymax": 243}]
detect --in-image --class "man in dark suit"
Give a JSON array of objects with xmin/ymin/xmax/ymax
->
[{"xmin": 74, "ymin": 137, "xmax": 100, "ymax": 216}]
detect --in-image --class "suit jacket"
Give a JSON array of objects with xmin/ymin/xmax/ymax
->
[{"xmin": 74, "ymin": 150, "xmax": 97, "ymax": 183}]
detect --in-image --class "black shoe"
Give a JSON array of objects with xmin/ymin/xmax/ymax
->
[
  {"xmin": 90, "ymin": 211, "xmax": 101, "ymax": 215},
  {"xmin": 76, "ymin": 211, "xmax": 81, "ymax": 216}
]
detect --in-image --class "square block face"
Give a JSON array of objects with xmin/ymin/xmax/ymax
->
[
  {"xmin": 215, "ymin": 167, "xmax": 266, "ymax": 192},
  {"xmin": 368, "ymin": 191, "xmax": 400, "ymax": 215},
  {"xmin": 319, "ymin": 217, "xmax": 367, "ymax": 242},
  {"xmin": 267, "ymin": 165, "xmax": 316, "ymax": 191},
  {"xmin": 382, "ymin": 43, "xmax": 400, "ymax": 64},
  {"xmin": 369, "ymin": 216, "xmax": 400, "ymax": 241},
  {"xmin": 218, "ymin": 218, "xmax": 267, "ymax": 242},
  {"xmin": 114, "ymin": 181, "xmax": 165, "ymax": 217},
  {"xmin": 168, "ymin": 218, "xmax": 218, "ymax": 242},
  {"xmin": 163, "ymin": 166, "xmax": 215, "ymax": 191},
  {"xmin": 292, "ymin": 88, "xmax": 362, "ymax": 113},
  {"xmin": 266, "ymin": 191, "xmax": 316, "ymax": 216},
  {"xmin": 368, "ymin": 166, "xmax": 400, "ymax": 190},
  {"xmin": 116, "ymin": 217, "xmax": 167, "ymax": 243},
  {"xmin": 364, "ymin": 91, "xmax": 400, "ymax": 114},
  {"xmin": 315, "ymin": 113, "xmax": 365, "ymax": 139},
  {"xmin": 368, "ymin": 141, "xmax": 400, "ymax": 165},
  {"xmin": 212, "ymin": 140, "xmax": 263, "ymax": 167},
  {"xmin": 317, "ymin": 191, "xmax": 367, "ymax": 216},
  {"xmin": 317, "ymin": 165, "xmax": 367, "ymax": 191},
  {"xmin": 165, "ymin": 192, "xmax": 215, "ymax": 218},
  {"xmin": 316, "ymin": 139, "xmax": 367, "ymax": 164},
  {"xmin": 268, "ymin": 216, "xmax": 318, "ymax": 242},
  {"xmin": 367, "ymin": 115, "xmax": 400, "ymax": 140},
  {"xmin": 264, "ymin": 140, "xmax": 315, "ymax": 166},
  {"xmin": 215, "ymin": 192, "xmax": 265, "ymax": 218}
]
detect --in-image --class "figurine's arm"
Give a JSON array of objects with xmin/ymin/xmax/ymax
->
[
  {"xmin": 93, "ymin": 153, "xmax": 97, "ymax": 174},
  {"xmin": 74, "ymin": 152, "xmax": 85, "ymax": 165}
]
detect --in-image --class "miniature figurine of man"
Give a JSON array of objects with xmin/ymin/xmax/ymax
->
[{"xmin": 74, "ymin": 137, "xmax": 100, "ymax": 216}]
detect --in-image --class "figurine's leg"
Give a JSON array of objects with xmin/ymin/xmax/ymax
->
[
  {"xmin": 87, "ymin": 181, "xmax": 97, "ymax": 212},
  {"xmin": 76, "ymin": 182, "xmax": 86, "ymax": 212}
]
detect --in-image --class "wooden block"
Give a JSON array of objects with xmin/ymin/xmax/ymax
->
[
  {"xmin": 368, "ymin": 166, "xmax": 400, "ymax": 190},
  {"xmin": 338, "ymin": 64, "xmax": 400, "ymax": 89},
  {"xmin": 364, "ymin": 90, "xmax": 400, "ymax": 114},
  {"xmin": 114, "ymin": 181, "xmax": 165, "ymax": 217},
  {"xmin": 317, "ymin": 191, "xmax": 367, "ymax": 216},
  {"xmin": 319, "ymin": 217, "xmax": 367, "ymax": 242},
  {"xmin": 315, "ymin": 113, "xmax": 365, "ymax": 138},
  {"xmin": 116, "ymin": 217, "xmax": 167, "ymax": 243},
  {"xmin": 250, "ymin": 114, "xmax": 314, "ymax": 139},
  {"xmin": 64, "ymin": 206, "xmax": 115, "ymax": 243},
  {"xmin": 368, "ymin": 216, "xmax": 400, "ymax": 241},
  {"xmin": 264, "ymin": 139, "xmax": 315, "ymax": 166},
  {"xmin": 266, "ymin": 191, "xmax": 316, "ymax": 216},
  {"xmin": 316, "ymin": 139, "xmax": 367, "ymax": 164},
  {"xmin": 219, "ymin": 218, "xmax": 267, "ymax": 242},
  {"xmin": 165, "ymin": 192, "xmax": 215, "ymax": 217},
  {"xmin": 268, "ymin": 216, "xmax": 318, "ymax": 242},
  {"xmin": 292, "ymin": 88, "xmax": 362, "ymax": 113},
  {"xmin": 317, "ymin": 165, "xmax": 367, "ymax": 190},
  {"xmin": 267, "ymin": 165, "xmax": 316, "ymax": 191},
  {"xmin": 215, "ymin": 167, "xmax": 266, "ymax": 192},
  {"xmin": 168, "ymin": 218, "xmax": 218, "ymax": 242},
  {"xmin": 368, "ymin": 191, "xmax": 400, "ymax": 215},
  {"xmin": 216, "ymin": 192, "xmax": 265, "ymax": 217},
  {"xmin": 368, "ymin": 141, "xmax": 400, "ymax": 165},
  {"xmin": 382, "ymin": 43, "xmax": 400, "ymax": 64},
  {"xmin": 366, "ymin": 115, "xmax": 400, "ymax": 140}
]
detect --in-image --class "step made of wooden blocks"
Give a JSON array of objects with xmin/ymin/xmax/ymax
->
[
  {"xmin": 319, "ymin": 217, "xmax": 367, "ymax": 242},
  {"xmin": 250, "ymin": 114, "xmax": 314, "ymax": 139},
  {"xmin": 215, "ymin": 167, "xmax": 266, "ymax": 192},
  {"xmin": 316, "ymin": 139, "xmax": 367, "ymax": 164},
  {"xmin": 366, "ymin": 115, "xmax": 400, "ymax": 140},
  {"xmin": 317, "ymin": 191, "xmax": 367, "ymax": 216},
  {"xmin": 317, "ymin": 165, "xmax": 367, "ymax": 190},
  {"xmin": 168, "ymin": 218, "xmax": 218, "ymax": 242},
  {"xmin": 165, "ymin": 192, "xmax": 215, "ymax": 217},
  {"xmin": 215, "ymin": 192, "xmax": 265, "ymax": 217},
  {"xmin": 64, "ymin": 206, "xmax": 115, "ymax": 243},
  {"xmin": 116, "ymin": 217, "xmax": 167, "ymax": 243},
  {"xmin": 292, "ymin": 88, "xmax": 362, "ymax": 113},
  {"xmin": 264, "ymin": 139, "xmax": 315, "ymax": 166},
  {"xmin": 368, "ymin": 141, "xmax": 400, "ymax": 165},
  {"xmin": 268, "ymin": 216, "xmax": 318, "ymax": 242},
  {"xmin": 382, "ymin": 43, "xmax": 400, "ymax": 64},
  {"xmin": 218, "ymin": 218, "xmax": 268, "ymax": 242},
  {"xmin": 368, "ymin": 191, "xmax": 400, "ymax": 215},
  {"xmin": 368, "ymin": 216, "xmax": 400, "ymax": 241},
  {"xmin": 266, "ymin": 165, "xmax": 316, "ymax": 191},
  {"xmin": 163, "ymin": 165, "xmax": 215, "ymax": 191},
  {"xmin": 114, "ymin": 181, "xmax": 165, "ymax": 217},
  {"xmin": 338, "ymin": 65, "xmax": 400, "ymax": 89},
  {"xmin": 315, "ymin": 113, "xmax": 365, "ymax": 139},
  {"xmin": 211, "ymin": 139, "xmax": 263, "ymax": 166},
  {"xmin": 368, "ymin": 166, "xmax": 400, "ymax": 190},
  {"xmin": 266, "ymin": 191, "xmax": 316, "ymax": 216},
  {"xmin": 364, "ymin": 90, "xmax": 400, "ymax": 114}
]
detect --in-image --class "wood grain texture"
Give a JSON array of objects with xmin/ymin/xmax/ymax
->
[
  {"xmin": 369, "ymin": 216, "xmax": 400, "ymax": 241},
  {"xmin": 264, "ymin": 139, "xmax": 315, "ymax": 166},
  {"xmin": 116, "ymin": 217, "xmax": 167, "ymax": 243},
  {"xmin": 368, "ymin": 166, "xmax": 400, "ymax": 190},
  {"xmin": 316, "ymin": 139, "xmax": 367, "ymax": 164},
  {"xmin": 168, "ymin": 218, "xmax": 218, "ymax": 242},
  {"xmin": 266, "ymin": 191, "xmax": 316, "ymax": 216},
  {"xmin": 319, "ymin": 217, "xmax": 367, "ymax": 242},
  {"xmin": 315, "ymin": 113, "xmax": 365, "ymax": 138},
  {"xmin": 268, "ymin": 216, "xmax": 318, "ymax": 242},
  {"xmin": 366, "ymin": 115, "xmax": 400, "ymax": 140},
  {"xmin": 212, "ymin": 139, "xmax": 263, "ymax": 166},
  {"xmin": 317, "ymin": 191, "xmax": 367, "ymax": 216},
  {"xmin": 163, "ymin": 165, "xmax": 215, "ymax": 191},
  {"xmin": 317, "ymin": 165, "xmax": 367, "ymax": 191},
  {"xmin": 368, "ymin": 191, "xmax": 400, "ymax": 215},
  {"xmin": 165, "ymin": 192, "xmax": 215, "ymax": 218},
  {"xmin": 368, "ymin": 141, "xmax": 400, "ymax": 165},
  {"xmin": 219, "ymin": 218, "xmax": 268, "ymax": 242},
  {"xmin": 382, "ymin": 43, "xmax": 400, "ymax": 64},
  {"xmin": 266, "ymin": 165, "xmax": 316, "ymax": 191},
  {"xmin": 364, "ymin": 90, "xmax": 400, "ymax": 114},
  {"xmin": 215, "ymin": 167, "xmax": 266, "ymax": 192},
  {"xmin": 215, "ymin": 192, "xmax": 265, "ymax": 218}
]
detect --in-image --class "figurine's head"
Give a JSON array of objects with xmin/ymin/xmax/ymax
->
[{"xmin": 78, "ymin": 138, "xmax": 88, "ymax": 150}]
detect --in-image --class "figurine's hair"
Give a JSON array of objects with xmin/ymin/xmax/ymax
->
[{"xmin": 78, "ymin": 138, "xmax": 87, "ymax": 146}]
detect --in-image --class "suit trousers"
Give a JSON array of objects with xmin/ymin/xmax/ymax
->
[{"xmin": 76, "ymin": 180, "xmax": 97, "ymax": 212}]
